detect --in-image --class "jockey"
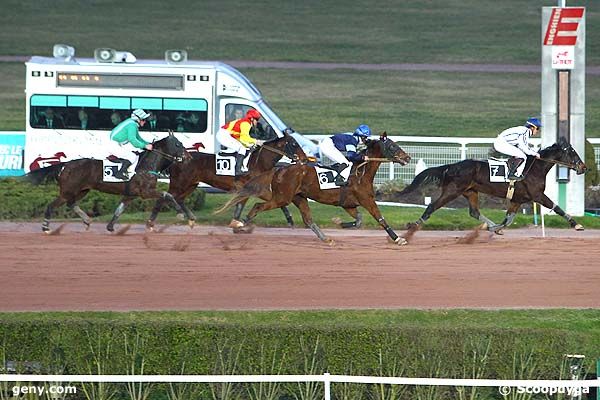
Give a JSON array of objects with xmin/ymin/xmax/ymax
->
[
  {"xmin": 108, "ymin": 108, "xmax": 153, "ymax": 180},
  {"xmin": 319, "ymin": 124, "xmax": 371, "ymax": 186},
  {"xmin": 493, "ymin": 118, "xmax": 541, "ymax": 181},
  {"xmin": 216, "ymin": 109, "xmax": 265, "ymax": 175}
]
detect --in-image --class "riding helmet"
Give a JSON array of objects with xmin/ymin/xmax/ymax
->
[
  {"xmin": 353, "ymin": 124, "xmax": 372, "ymax": 137},
  {"xmin": 525, "ymin": 118, "xmax": 542, "ymax": 129},
  {"xmin": 131, "ymin": 109, "xmax": 151, "ymax": 121},
  {"xmin": 246, "ymin": 109, "xmax": 262, "ymax": 120}
]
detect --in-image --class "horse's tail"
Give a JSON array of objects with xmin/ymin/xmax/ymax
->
[
  {"xmin": 397, "ymin": 165, "xmax": 447, "ymax": 195},
  {"xmin": 24, "ymin": 163, "xmax": 65, "ymax": 185},
  {"xmin": 214, "ymin": 170, "xmax": 277, "ymax": 215}
]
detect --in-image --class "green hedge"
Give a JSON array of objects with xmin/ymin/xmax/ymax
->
[
  {"xmin": 0, "ymin": 320, "xmax": 596, "ymax": 400},
  {"xmin": 0, "ymin": 178, "xmax": 206, "ymax": 219}
]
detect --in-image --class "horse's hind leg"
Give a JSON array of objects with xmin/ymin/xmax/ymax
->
[
  {"xmin": 42, "ymin": 196, "xmax": 67, "ymax": 233},
  {"xmin": 292, "ymin": 195, "xmax": 331, "ymax": 243},
  {"xmin": 463, "ymin": 190, "xmax": 500, "ymax": 231},
  {"xmin": 107, "ymin": 198, "xmax": 132, "ymax": 232},
  {"xmin": 332, "ymin": 207, "xmax": 362, "ymax": 229},
  {"xmin": 68, "ymin": 189, "xmax": 91, "ymax": 230},
  {"xmin": 408, "ymin": 185, "xmax": 462, "ymax": 228},
  {"xmin": 281, "ymin": 206, "xmax": 294, "ymax": 228}
]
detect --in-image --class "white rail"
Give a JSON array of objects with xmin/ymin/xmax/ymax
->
[{"xmin": 1, "ymin": 374, "xmax": 598, "ymax": 400}]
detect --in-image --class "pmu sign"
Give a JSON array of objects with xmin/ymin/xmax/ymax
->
[{"xmin": 543, "ymin": 7, "xmax": 584, "ymax": 46}]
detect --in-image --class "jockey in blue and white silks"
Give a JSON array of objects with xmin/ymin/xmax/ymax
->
[
  {"xmin": 493, "ymin": 118, "xmax": 541, "ymax": 181},
  {"xmin": 319, "ymin": 124, "xmax": 371, "ymax": 186}
]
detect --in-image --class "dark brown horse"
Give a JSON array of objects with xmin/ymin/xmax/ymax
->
[
  {"xmin": 398, "ymin": 137, "xmax": 587, "ymax": 233},
  {"xmin": 26, "ymin": 133, "xmax": 188, "ymax": 233},
  {"xmin": 218, "ymin": 133, "xmax": 411, "ymax": 244},
  {"xmin": 146, "ymin": 130, "xmax": 307, "ymax": 230}
]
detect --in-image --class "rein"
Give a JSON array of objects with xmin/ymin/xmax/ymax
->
[
  {"xmin": 260, "ymin": 143, "xmax": 299, "ymax": 161},
  {"xmin": 150, "ymin": 148, "xmax": 183, "ymax": 163},
  {"xmin": 539, "ymin": 157, "xmax": 578, "ymax": 169}
]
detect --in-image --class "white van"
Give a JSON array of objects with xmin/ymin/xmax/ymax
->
[{"xmin": 24, "ymin": 45, "xmax": 317, "ymax": 171}]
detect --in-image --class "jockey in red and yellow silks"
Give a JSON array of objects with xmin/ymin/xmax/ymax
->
[{"xmin": 216, "ymin": 109, "xmax": 263, "ymax": 175}]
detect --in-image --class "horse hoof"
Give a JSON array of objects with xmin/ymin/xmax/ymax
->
[
  {"xmin": 574, "ymin": 224, "xmax": 584, "ymax": 231},
  {"xmin": 188, "ymin": 220, "xmax": 196, "ymax": 229},
  {"xmin": 406, "ymin": 222, "xmax": 419, "ymax": 230},
  {"xmin": 325, "ymin": 238, "xmax": 335, "ymax": 246},
  {"xmin": 479, "ymin": 222, "xmax": 488, "ymax": 230},
  {"xmin": 494, "ymin": 229, "xmax": 504, "ymax": 235},
  {"xmin": 176, "ymin": 213, "xmax": 185, "ymax": 221},
  {"xmin": 146, "ymin": 220, "xmax": 155, "ymax": 230},
  {"xmin": 83, "ymin": 221, "xmax": 91, "ymax": 230},
  {"xmin": 394, "ymin": 237, "xmax": 408, "ymax": 246},
  {"xmin": 331, "ymin": 217, "xmax": 342, "ymax": 226},
  {"xmin": 107, "ymin": 225, "xmax": 114, "ymax": 232},
  {"xmin": 228, "ymin": 219, "xmax": 244, "ymax": 229}
]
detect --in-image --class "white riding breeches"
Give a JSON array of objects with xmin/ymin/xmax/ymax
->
[
  {"xmin": 216, "ymin": 128, "xmax": 246, "ymax": 154},
  {"xmin": 493, "ymin": 137, "xmax": 527, "ymax": 175},
  {"xmin": 319, "ymin": 138, "xmax": 349, "ymax": 165},
  {"xmin": 105, "ymin": 140, "xmax": 138, "ymax": 164}
]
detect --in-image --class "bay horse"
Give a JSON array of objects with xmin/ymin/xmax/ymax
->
[
  {"xmin": 26, "ymin": 133, "xmax": 188, "ymax": 233},
  {"xmin": 398, "ymin": 137, "xmax": 587, "ymax": 233},
  {"xmin": 146, "ymin": 130, "xmax": 307, "ymax": 230},
  {"xmin": 217, "ymin": 133, "xmax": 411, "ymax": 244}
]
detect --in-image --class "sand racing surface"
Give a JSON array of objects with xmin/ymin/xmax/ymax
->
[{"xmin": 1, "ymin": 222, "xmax": 599, "ymax": 311}]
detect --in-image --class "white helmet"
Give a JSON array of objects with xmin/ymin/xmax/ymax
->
[{"xmin": 131, "ymin": 109, "xmax": 151, "ymax": 121}]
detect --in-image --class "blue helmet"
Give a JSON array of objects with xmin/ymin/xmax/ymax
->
[
  {"xmin": 525, "ymin": 118, "xmax": 542, "ymax": 129},
  {"xmin": 353, "ymin": 124, "xmax": 371, "ymax": 137}
]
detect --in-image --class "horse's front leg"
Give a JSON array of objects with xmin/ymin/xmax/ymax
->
[
  {"xmin": 146, "ymin": 197, "xmax": 165, "ymax": 230},
  {"xmin": 281, "ymin": 206, "xmax": 294, "ymax": 228},
  {"xmin": 332, "ymin": 207, "xmax": 362, "ymax": 229},
  {"xmin": 359, "ymin": 196, "xmax": 406, "ymax": 245},
  {"xmin": 536, "ymin": 194, "xmax": 584, "ymax": 231},
  {"xmin": 230, "ymin": 201, "xmax": 247, "ymax": 229},
  {"xmin": 160, "ymin": 191, "xmax": 185, "ymax": 219}
]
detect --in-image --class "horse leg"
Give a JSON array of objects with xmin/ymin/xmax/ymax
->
[
  {"xmin": 281, "ymin": 206, "xmax": 294, "ymax": 228},
  {"xmin": 358, "ymin": 196, "xmax": 406, "ymax": 245},
  {"xmin": 408, "ymin": 187, "xmax": 462, "ymax": 229},
  {"xmin": 292, "ymin": 196, "xmax": 331, "ymax": 243},
  {"xmin": 332, "ymin": 207, "xmax": 362, "ymax": 229},
  {"xmin": 240, "ymin": 197, "xmax": 288, "ymax": 232},
  {"xmin": 107, "ymin": 199, "xmax": 131, "ymax": 232},
  {"xmin": 42, "ymin": 196, "xmax": 67, "ymax": 233},
  {"xmin": 67, "ymin": 189, "xmax": 92, "ymax": 230},
  {"xmin": 463, "ymin": 190, "xmax": 500, "ymax": 231},
  {"xmin": 535, "ymin": 194, "xmax": 584, "ymax": 231},
  {"xmin": 230, "ymin": 201, "xmax": 247, "ymax": 229},
  {"xmin": 147, "ymin": 197, "xmax": 166, "ymax": 230}
]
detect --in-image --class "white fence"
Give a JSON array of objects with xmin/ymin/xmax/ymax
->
[
  {"xmin": 307, "ymin": 135, "xmax": 600, "ymax": 185},
  {"xmin": 1, "ymin": 374, "xmax": 598, "ymax": 399}
]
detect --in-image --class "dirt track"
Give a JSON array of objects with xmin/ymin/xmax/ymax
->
[{"xmin": 1, "ymin": 222, "xmax": 599, "ymax": 311}]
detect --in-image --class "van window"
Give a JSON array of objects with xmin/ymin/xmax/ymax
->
[{"xmin": 29, "ymin": 94, "xmax": 208, "ymax": 133}]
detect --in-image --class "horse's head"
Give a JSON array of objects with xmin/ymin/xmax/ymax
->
[
  {"xmin": 265, "ymin": 131, "xmax": 306, "ymax": 161},
  {"xmin": 153, "ymin": 132, "xmax": 188, "ymax": 162},
  {"xmin": 364, "ymin": 132, "xmax": 411, "ymax": 165},
  {"xmin": 541, "ymin": 136, "xmax": 587, "ymax": 175}
]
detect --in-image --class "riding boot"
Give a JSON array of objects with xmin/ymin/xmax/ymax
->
[
  {"xmin": 507, "ymin": 157, "xmax": 524, "ymax": 181},
  {"xmin": 234, "ymin": 152, "xmax": 246, "ymax": 176},
  {"xmin": 332, "ymin": 163, "xmax": 349, "ymax": 186},
  {"xmin": 114, "ymin": 159, "xmax": 132, "ymax": 180}
]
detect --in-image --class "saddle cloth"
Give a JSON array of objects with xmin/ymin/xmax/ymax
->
[
  {"xmin": 102, "ymin": 155, "xmax": 139, "ymax": 182},
  {"xmin": 487, "ymin": 158, "xmax": 510, "ymax": 183},
  {"xmin": 313, "ymin": 165, "xmax": 351, "ymax": 190},
  {"xmin": 215, "ymin": 152, "xmax": 249, "ymax": 176}
]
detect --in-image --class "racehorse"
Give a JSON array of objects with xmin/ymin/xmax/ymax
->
[
  {"xmin": 146, "ymin": 130, "xmax": 307, "ymax": 230},
  {"xmin": 398, "ymin": 137, "xmax": 587, "ymax": 233},
  {"xmin": 217, "ymin": 133, "xmax": 411, "ymax": 244},
  {"xmin": 26, "ymin": 133, "xmax": 188, "ymax": 233}
]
